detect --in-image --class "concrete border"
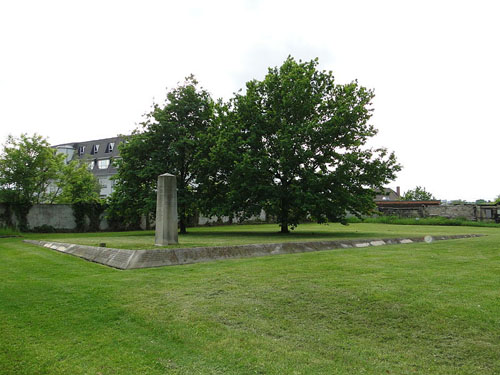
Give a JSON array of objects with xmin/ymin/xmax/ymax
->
[{"xmin": 24, "ymin": 234, "xmax": 483, "ymax": 270}]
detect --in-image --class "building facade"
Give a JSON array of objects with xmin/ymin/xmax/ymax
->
[
  {"xmin": 374, "ymin": 186, "xmax": 401, "ymax": 201},
  {"xmin": 53, "ymin": 136, "xmax": 124, "ymax": 198}
]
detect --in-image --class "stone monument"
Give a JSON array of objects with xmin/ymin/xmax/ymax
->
[{"xmin": 155, "ymin": 173, "xmax": 178, "ymax": 246}]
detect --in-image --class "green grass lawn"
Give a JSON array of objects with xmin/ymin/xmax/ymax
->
[
  {"xmin": 1, "ymin": 223, "xmax": 500, "ymax": 374},
  {"xmin": 23, "ymin": 222, "xmax": 497, "ymax": 249}
]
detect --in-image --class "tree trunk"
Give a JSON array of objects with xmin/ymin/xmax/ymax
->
[
  {"xmin": 280, "ymin": 197, "xmax": 289, "ymax": 233},
  {"xmin": 178, "ymin": 182, "xmax": 187, "ymax": 234},
  {"xmin": 280, "ymin": 222, "xmax": 289, "ymax": 233},
  {"xmin": 179, "ymin": 219, "xmax": 187, "ymax": 234},
  {"xmin": 179, "ymin": 204, "xmax": 187, "ymax": 234}
]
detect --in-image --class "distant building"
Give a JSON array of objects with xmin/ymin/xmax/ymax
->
[
  {"xmin": 53, "ymin": 136, "xmax": 125, "ymax": 198},
  {"xmin": 375, "ymin": 186, "xmax": 401, "ymax": 201}
]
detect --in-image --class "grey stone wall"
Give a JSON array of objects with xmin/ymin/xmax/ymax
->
[
  {"xmin": 377, "ymin": 204, "xmax": 480, "ymax": 221},
  {"xmin": 26, "ymin": 204, "xmax": 77, "ymax": 229},
  {"xmin": 197, "ymin": 210, "xmax": 267, "ymax": 225},
  {"xmin": 0, "ymin": 203, "xmax": 107, "ymax": 231},
  {"xmin": 376, "ymin": 207, "xmax": 422, "ymax": 218},
  {"xmin": 0, "ymin": 203, "xmax": 266, "ymax": 231},
  {"xmin": 4, "ymin": 202, "xmax": 489, "ymax": 232},
  {"xmin": 426, "ymin": 205, "xmax": 477, "ymax": 220}
]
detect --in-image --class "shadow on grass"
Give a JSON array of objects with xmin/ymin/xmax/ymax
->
[{"xmin": 179, "ymin": 230, "xmax": 380, "ymax": 240}]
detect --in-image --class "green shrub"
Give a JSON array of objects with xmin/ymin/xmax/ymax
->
[
  {"xmin": 32, "ymin": 224, "xmax": 57, "ymax": 233},
  {"xmin": 0, "ymin": 225, "xmax": 20, "ymax": 236},
  {"xmin": 345, "ymin": 216, "xmax": 362, "ymax": 223},
  {"xmin": 346, "ymin": 215, "xmax": 500, "ymax": 228},
  {"xmin": 72, "ymin": 201, "xmax": 107, "ymax": 232}
]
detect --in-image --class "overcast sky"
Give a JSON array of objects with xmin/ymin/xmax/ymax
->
[{"xmin": 1, "ymin": 0, "xmax": 499, "ymax": 201}]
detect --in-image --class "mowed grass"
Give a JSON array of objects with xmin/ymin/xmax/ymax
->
[
  {"xmin": 22, "ymin": 222, "xmax": 498, "ymax": 249},
  {"xmin": 0, "ymin": 224, "xmax": 499, "ymax": 374}
]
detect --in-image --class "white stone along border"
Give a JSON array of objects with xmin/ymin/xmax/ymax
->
[{"xmin": 23, "ymin": 234, "xmax": 483, "ymax": 270}]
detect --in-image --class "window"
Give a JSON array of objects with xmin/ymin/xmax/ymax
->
[
  {"xmin": 78, "ymin": 146, "xmax": 86, "ymax": 155},
  {"xmin": 98, "ymin": 159, "xmax": 110, "ymax": 169},
  {"xmin": 91, "ymin": 144, "xmax": 100, "ymax": 154},
  {"xmin": 106, "ymin": 142, "xmax": 115, "ymax": 153},
  {"xmin": 88, "ymin": 160, "xmax": 95, "ymax": 170}
]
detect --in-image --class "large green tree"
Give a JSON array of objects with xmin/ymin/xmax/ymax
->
[
  {"xmin": 0, "ymin": 134, "xmax": 105, "ymax": 231},
  {"xmin": 0, "ymin": 134, "xmax": 65, "ymax": 230},
  {"xmin": 402, "ymin": 186, "xmax": 436, "ymax": 201},
  {"xmin": 0, "ymin": 134, "xmax": 65, "ymax": 204},
  {"xmin": 196, "ymin": 100, "xmax": 241, "ymax": 221},
  {"xmin": 205, "ymin": 57, "xmax": 400, "ymax": 233},
  {"xmin": 54, "ymin": 160, "xmax": 105, "ymax": 232},
  {"xmin": 0, "ymin": 134, "xmax": 64, "ymax": 231},
  {"xmin": 54, "ymin": 161, "xmax": 101, "ymax": 204},
  {"xmin": 109, "ymin": 76, "xmax": 214, "ymax": 233},
  {"xmin": 107, "ymin": 132, "xmax": 157, "ymax": 230}
]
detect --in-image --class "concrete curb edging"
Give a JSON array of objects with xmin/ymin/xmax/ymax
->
[{"xmin": 24, "ymin": 234, "xmax": 483, "ymax": 270}]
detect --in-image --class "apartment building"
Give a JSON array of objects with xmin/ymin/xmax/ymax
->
[{"xmin": 53, "ymin": 136, "xmax": 124, "ymax": 197}]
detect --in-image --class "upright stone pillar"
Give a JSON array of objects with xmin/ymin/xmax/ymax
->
[{"xmin": 155, "ymin": 173, "xmax": 178, "ymax": 246}]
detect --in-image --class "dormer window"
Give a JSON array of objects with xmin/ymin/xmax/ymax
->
[
  {"xmin": 91, "ymin": 144, "xmax": 100, "ymax": 155},
  {"xmin": 106, "ymin": 142, "xmax": 115, "ymax": 153},
  {"xmin": 78, "ymin": 146, "xmax": 86, "ymax": 156}
]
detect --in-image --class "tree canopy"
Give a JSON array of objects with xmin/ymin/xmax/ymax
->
[
  {"xmin": 111, "ymin": 57, "xmax": 400, "ymax": 233},
  {"xmin": 54, "ymin": 161, "xmax": 101, "ymax": 204},
  {"xmin": 0, "ymin": 134, "xmax": 66, "ymax": 229},
  {"xmin": 0, "ymin": 133, "xmax": 105, "ymax": 230},
  {"xmin": 200, "ymin": 57, "xmax": 400, "ymax": 232},
  {"xmin": 0, "ymin": 134, "xmax": 64, "ymax": 204},
  {"xmin": 107, "ymin": 131, "xmax": 158, "ymax": 230},
  {"xmin": 108, "ymin": 75, "xmax": 214, "ymax": 232},
  {"xmin": 402, "ymin": 186, "xmax": 436, "ymax": 201}
]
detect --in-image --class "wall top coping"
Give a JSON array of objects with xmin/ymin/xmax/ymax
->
[{"xmin": 24, "ymin": 234, "xmax": 484, "ymax": 270}]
